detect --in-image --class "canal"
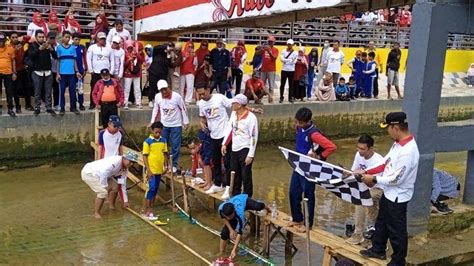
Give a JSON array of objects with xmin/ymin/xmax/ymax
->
[{"xmin": 0, "ymin": 136, "xmax": 466, "ymax": 265}]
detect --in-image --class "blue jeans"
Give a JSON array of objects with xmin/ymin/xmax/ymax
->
[
  {"xmin": 59, "ymin": 74, "xmax": 77, "ymax": 110},
  {"xmin": 162, "ymin": 126, "xmax": 182, "ymax": 168},
  {"xmin": 306, "ymin": 69, "xmax": 315, "ymax": 98},
  {"xmin": 289, "ymin": 171, "xmax": 315, "ymax": 227}
]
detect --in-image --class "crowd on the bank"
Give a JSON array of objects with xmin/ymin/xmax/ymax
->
[{"xmin": 339, "ymin": 6, "xmax": 412, "ymax": 27}]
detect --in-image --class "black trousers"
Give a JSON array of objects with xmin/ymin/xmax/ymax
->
[
  {"xmin": 231, "ymin": 68, "xmax": 243, "ymax": 95},
  {"xmin": 89, "ymin": 73, "xmax": 102, "ymax": 108},
  {"xmin": 52, "ymin": 72, "xmax": 59, "ymax": 107},
  {"xmin": 373, "ymin": 69, "xmax": 379, "ymax": 97},
  {"xmin": 100, "ymin": 102, "xmax": 118, "ymax": 129},
  {"xmin": 372, "ymin": 195, "xmax": 408, "ymax": 266},
  {"xmin": 0, "ymin": 73, "xmax": 18, "ymax": 110},
  {"xmin": 230, "ymin": 148, "xmax": 253, "ymax": 198},
  {"xmin": 210, "ymin": 137, "xmax": 231, "ymax": 187},
  {"xmin": 220, "ymin": 198, "xmax": 265, "ymax": 240},
  {"xmin": 280, "ymin": 70, "xmax": 294, "ymax": 101},
  {"xmin": 14, "ymin": 69, "xmax": 32, "ymax": 108}
]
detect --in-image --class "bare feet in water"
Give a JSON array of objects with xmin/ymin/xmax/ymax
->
[
  {"xmin": 287, "ymin": 221, "xmax": 303, "ymax": 227},
  {"xmin": 94, "ymin": 213, "xmax": 102, "ymax": 219}
]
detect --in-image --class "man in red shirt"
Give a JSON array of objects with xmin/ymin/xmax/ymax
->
[
  {"xmin": 92, "ymin": 68, "xmax": 124, "ymax": 129},
  {"xmin": 244, "ymin": 71, "xmax": 267, "ymax": 104},
  {"xmin": 10, "ymin": 32, "xmax": 26, "ymax": 113},
  {"xmin": 260, "ymin": 35, "xmax": 279, "ymax": 104}
]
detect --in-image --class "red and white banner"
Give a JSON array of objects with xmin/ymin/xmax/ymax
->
[{"xmin": 134, "ymin": 0, "xmax": 342, "ymax": 35}]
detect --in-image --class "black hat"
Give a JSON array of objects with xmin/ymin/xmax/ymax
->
[
  {"xmin": 47, "ymin": 31, "xmax": 57, "ymax": 38},
  {"xmin": 380, "ymin": 112, "xmax": 407, "ymax": 128},
  {"xmin": 100, "ymin": 68, "xmax": 110, "ymax": 75}
]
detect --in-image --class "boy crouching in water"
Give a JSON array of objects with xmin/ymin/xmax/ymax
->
[{"xmin": 142, "ymin": 121, "xmax": 169, "ymax": 221}]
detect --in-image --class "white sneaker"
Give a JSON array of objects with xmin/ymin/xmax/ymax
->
[
  {"xmin": 137, "ymin": 104, "xmax": 143, "ymax": 109},
  {"xmin": 205, "ymin": 185, "xmax": 224, "ymax": 194},
  {"xmin": 221, "ymin": 186, "xmax": 230, "ymax": 200},
  {"xmin": 146, "ymin": 213, "xmax": 158, "ymax": 221},
  {"xmin": 124, "ymin": 105, "xmax": 129, "ymax": 110},
  {"xmin": 469, "ymin": 85, "xmax": 473, "ymax": 87},
  {"xmin": 172, "ymin": 166, "xmax": 177, "ymax": 173},
  {"xmin": 148, "ymin": 101, "xmax": 154, "ymax": 108}
]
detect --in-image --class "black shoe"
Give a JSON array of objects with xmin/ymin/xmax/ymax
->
[
  {"xmin": 34, "ymin": 109, "xmax": 40, "ymax": 116},
  {"xmin": 279, "ymin": 99, "xmax": 283, "ymax": 103},
  {"xmin": 345, "ymin": 224, "xmax": 355, "ymax": 237},
  {"xmin": 289, "ymin": 98, "xmax": 295, "ymax": 103},
  {"xmin": 72, "ymin": 109, "xmax": 80, "ymax": 115},
  {"xmin": 7, "ymin": 109, "xmax": 16, "ymax": 117},
  {"xmin": 47, "ymin": 109, "xmax": 57, "ymax": 116},
  {"xmin": 79, "ymin": 105, "xmax": 85, "ymax": 111},
  {"xmin": 431, "ymin": 201, "xmax": 453, "ymax": 214},
  {"xmin": 363, "ymin": 225, "xmax": 376, "ymax": 240},
  {"xmin": 16, "ymin": 107, "xmax": 22, "ymax": 114},
  {"xmin": 60, "ymin": 109, "xmax": 66, "ymax": 115},
  {"xmin": 360, "ymin": 249, "xmax": 386, "ymax": 260},
  {"xmin": 89, "ymin": 105, "xmax": 95, "ymax": 110}
]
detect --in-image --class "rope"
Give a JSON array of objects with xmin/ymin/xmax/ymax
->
[{"xmin": 126, "ymin": 207, "xmax": 212, "ymax": 265}]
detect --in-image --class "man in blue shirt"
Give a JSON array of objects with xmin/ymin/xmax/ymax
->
[
  {"xmin": 209, "ymin": 38, "xmax": 231, "ymax": 96},
  {"xmin": 73, "ymin": 33, "xmax": 87, "ymax": 111},
  {"xmin": 56, "ymin": 31, "xmax": 82, "ymax": 115}
]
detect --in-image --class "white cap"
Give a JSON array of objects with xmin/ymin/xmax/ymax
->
[
  {"xmin": 232, "ymin": 94, "xmax": 248, "ymax": 106},
  {"xmin": 157, "ymin": 80, "xmax": 168, "ymax": 90},
  {"xmin": 112, "ymin": 35, "xmax": 121, "ymax": 43},
  {"xmin": 145, "ymin": 44, "xmax": 152, "ymax": 49},
  {"xmin": 286, "ymin": 39, "xmax": 294, "ymax": 45},
  {"xmin": 97, "ymin": 32, "xmax": 106, "ymax": 39},
  {"xmin": 299, "ymin": 47, "xmax": 305, "ymax": 52}
]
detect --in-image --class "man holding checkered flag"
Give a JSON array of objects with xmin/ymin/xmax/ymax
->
[{"xmin": 286, "ymin": 107, "xmax": 337, "ymax": 233}]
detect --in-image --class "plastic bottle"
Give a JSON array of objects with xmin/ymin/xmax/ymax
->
[{"xmin": 271, "ymin": 200, "xmax": 277, "ymax": 219}]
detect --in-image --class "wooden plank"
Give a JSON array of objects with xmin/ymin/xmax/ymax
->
[
  {"xmin": 285, "ymin": 231, "xmax": 294, "ymax": 257},
  {"xmin": 322, "ymin": 246, "xmax": 332, "ymax": 266},
  {"xmin": 265, "ymin": 211, "xmax": 386, "ymax": 265}
]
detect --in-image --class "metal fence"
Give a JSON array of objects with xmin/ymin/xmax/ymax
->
[
  {"xmin": 0, "ymin": 0, "xmax": 133, "ymax": 36},
  {"xmin": 180, "ymin": 19, "xmax": 473, "ymax": 49}
]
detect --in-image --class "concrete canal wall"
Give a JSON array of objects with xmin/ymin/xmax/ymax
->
[{"xmin": 1, "ymin": 96, "xmax": 473, "ymax": 168}]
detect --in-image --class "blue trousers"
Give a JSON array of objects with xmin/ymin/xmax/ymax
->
[
  {"xmin": 363, "ymin": 75, "xmax": 376, "ymax": 98},
  {"xmin": 162, "ymin": 126, "xmax": 182, "ymax": 168},
  {"xmin": 289, "ymin": 171, "xmax": 315, "ymax": 227},
  {"xmin": 145, "ymin": 174, "xmax": 161, "ymax": 200},
  {"xmin": 306, "ymin": 70, "xmax": 315, "ymax": 98},
  {"xmin": 59, "ymin": 74, "xmax": 77, "ymax": 110}
]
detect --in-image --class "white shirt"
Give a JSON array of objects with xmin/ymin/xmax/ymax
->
[
  {"xmin": 280, "ymin": 49, "xmax": 298, "ymax": 72},
  {"xmin": 98, "ymin": 129, "xmax": 122, "ymax": 158},
  {"xmin": 351, "ymin": 152, "xmax": 384, "ymax": 171},
  {"xmin": 197, "ymin": 94, "xmax": 232, "ymax": 140},
  {"xmin": 361, "ymin": 12, "xmax": 377, "ymax": 23},
  {"xmin": 111, "ymin": 48, "xmax": 125, "ymax": 78},
  {"xmin": 106, "ymin": 28, "xmax": 131, "ymax": 47},
  {"xmin": 325, "ymin": 50, "xmax": 345, "ymax": 74},
  {"xmin": 367, "ymin": 136, "xmax": 420, "ymax": 203},
  {"xmin": 82, "ymin": 156, "xmax": 127, "ymax": 188},
  {"xmin": 86, "ymin": 44, "xmax": 114, "ymax": 74},
  {"xmin": 27, "ymin": 23, "xmax": 46, "ymax": 37},
  {"xmin": 222, "ymin": 110, "xmax": 259, "ymax": 158},
  {"xmin": 151, "ymin": 91, "xmax": 189, "ymax": 128}
]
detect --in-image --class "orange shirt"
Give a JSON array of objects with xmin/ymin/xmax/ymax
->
[
  {"xmin": 0, "ymin": 46, "xmax": 15, "ymax": 75},
  {"xmin": 101, "ymin": 85, "xmax": 117, "ymax": 102}
]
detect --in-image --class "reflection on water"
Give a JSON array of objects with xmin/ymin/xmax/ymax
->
[{"xmin": 0, "ymin": 136, "xmax": 466, "ymax": 265}]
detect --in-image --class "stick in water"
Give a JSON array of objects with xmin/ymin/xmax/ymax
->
[{"xmin": 303, "ymin": 198, "xmax": 311, "ymax": 266}]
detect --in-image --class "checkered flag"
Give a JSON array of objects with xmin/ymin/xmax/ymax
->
[{"xmin": 279, "ymin": 147, "xmax": 373, "ymax": 206}]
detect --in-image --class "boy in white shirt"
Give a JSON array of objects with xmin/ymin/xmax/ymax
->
[
  {"xmin": 325, "ymin": 40, "xmax": 345, "ymax": 85},
  {"xmin": 149, "ymin": 80, "xmax": 189, "ymax": 171},
  {"xmin": 110, "ymin": 36, "xmax": 125, "ymax": 81},
  {"xmin": 345, "ymin": 134, "xmax": 384, "ymax": 245},
  {"xmin": 221, "ymin": 94, "xmax": 259, "ymax": 199}
]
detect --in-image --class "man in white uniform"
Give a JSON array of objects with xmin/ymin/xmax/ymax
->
[
  {"xmin": 149, "ymin": 80, "xmax": 189, "ymax": 171},
  {"xmin": 81, "ymin": 151, "xmax": 138, "ymax": 218},
  {"xmin": 221, "ymin": 94, "xmax": 259, "ymax": 199},
  {"xmin": 357, "ymin": 112, "xmax": 420, "ymax": 266},
  {"xmin": 325, "ymin": 40, "xmax": 345, "ymax": 85}
]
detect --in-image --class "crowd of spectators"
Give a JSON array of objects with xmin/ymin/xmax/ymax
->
[{"xmin": 339, "ymin": 6, "xmax": 412, "ymax": 27}]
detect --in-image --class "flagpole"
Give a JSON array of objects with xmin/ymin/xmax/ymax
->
[{"xmin": 303, "ymin": 198, "xmax": 311, "ymax": 266}]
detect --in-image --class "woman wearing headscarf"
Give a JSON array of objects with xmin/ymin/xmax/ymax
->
[
  {"xmin": 293, "ymin": 47, "xmax": 308, "ymax": 101},
  {"xmin": 47, "ymin": 10, "xmax": 64, "ymax": 34},
  {"xmin": 194, "ymin": 40, "xmax": 210, "ymax": 88},
  {"xmin": 307, "ymin": 48, "xmax": 318, "ymax": 99},
  {"xmin": 123, "ymin": 40, "xmax": 145, "ymax": 109},
  {"xmin": 230, "ymin": 40, "xmax": 247, "ymax": 95},
  {"xmin": 64, "ymin": 9, "xmax": 82, "ymax": 34},
  {"xmin": 315, "ymin": 72, "xmax": 336, "ymax": 102},
  {"xmin": 91, "ymin": 12, "xmax": 109, "ymax": 43},
  {"xmin": 27, "ymin": 11, "xmax": 48, "ymax": 36}
]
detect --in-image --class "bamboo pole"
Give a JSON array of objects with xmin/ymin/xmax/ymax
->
[
  {"xmin": 303, "ymin": 198, "xmax": 311, "ymax": 266},
  {"xmin": 181, "ymin": 171, "xmax": 190, "ymax": 214},
  {"xmin": 169, "ymin": 155, "xmax": 176, "ymax": 211},
  {"xmin": 229, "ymin": 171, "xmax": 235, "ymax": 197},
  {"xmin": 126, "ymin": 207, "xmax": 211, "ymax": 265},
  {"xmin": 94, "ymin": 109, "xmax": 100, "ymax": 160}
]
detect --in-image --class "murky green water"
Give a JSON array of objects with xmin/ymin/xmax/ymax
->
[{"xmin": 0, "ymin": 136, "xmax": 466, "ymax": 265}]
